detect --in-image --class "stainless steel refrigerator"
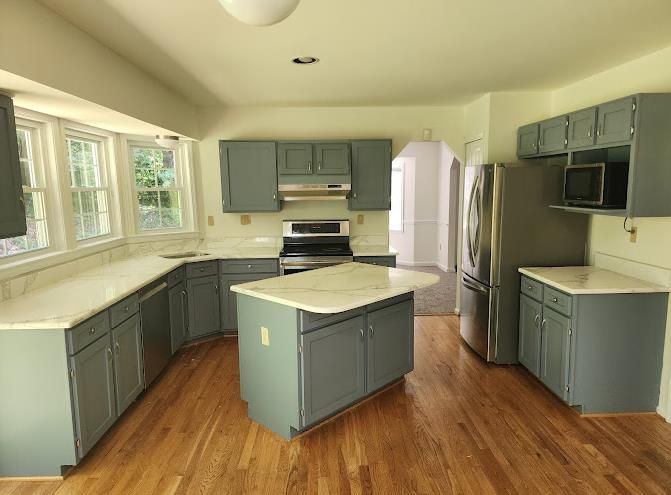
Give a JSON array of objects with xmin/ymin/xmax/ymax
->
[{"xmin": 460, "ymin": 161, "xmax": 588, "ymax": 363}]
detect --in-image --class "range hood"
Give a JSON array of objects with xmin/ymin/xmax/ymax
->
[{"xmin": 278, "ymin": 183, "xmax": 351, "ymax": 201}]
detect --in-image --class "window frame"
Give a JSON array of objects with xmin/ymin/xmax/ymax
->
[
  {"xmin": 0, "ymin": 121, "xmax": 51, "ymax": 260},
  {"xmin": 389, "ymin": 162, "xmax": 405, "ymax": 233},
  {"xmin": 63, "ymin": 127, "xmax": 115, "ymax": 245}
]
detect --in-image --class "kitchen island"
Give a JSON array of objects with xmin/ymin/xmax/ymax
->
[{"xmin": 231, "ymin": 262, "xmax": 438, "ymax": 439}]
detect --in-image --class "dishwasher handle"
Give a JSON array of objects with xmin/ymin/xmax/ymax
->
[{"xmin": 139, "ymin": 281, "xmax": 168, "ymax": 303}]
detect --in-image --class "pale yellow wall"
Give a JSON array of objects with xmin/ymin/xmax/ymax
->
[
  {"xmin": 196, "ymin": 105, "xmax": 464, "ymax": 239},
  {"xmin": 0, "ymin": 0, "xmax": 198, "ymax": 138},
  {"xmin": 551, "ymin": 44, "xmax": 671, "ymax": 420}
]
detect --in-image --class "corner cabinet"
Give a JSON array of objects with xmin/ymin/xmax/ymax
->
[
  {"xmin": 518, "ymin": 275, "xmax": 668, "ymax": 414},
  {"xmin": 0, "ymin": 94, "xmax": 27, "ymax": 239},
  {"xmin": 349, "ymin": 140, "xmax": 392, "ymax": 210},
  {"xmin": 219, "ymin": 141, "xmax": 279, "ymax": 212}
]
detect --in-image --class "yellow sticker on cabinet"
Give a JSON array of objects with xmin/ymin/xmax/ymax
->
[{"xmin": 261, "ymin": 326, "xmax": 270, "ymax": 346}]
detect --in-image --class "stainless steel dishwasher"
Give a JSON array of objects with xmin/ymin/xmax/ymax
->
[{"xmin": 139, "ymin": 277, "xmax": 172, "ymax": 387}]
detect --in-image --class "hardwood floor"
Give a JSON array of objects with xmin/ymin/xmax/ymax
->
[{"xmin": 3, "ymin": 315, "xmax": 671, "ymax": 494}]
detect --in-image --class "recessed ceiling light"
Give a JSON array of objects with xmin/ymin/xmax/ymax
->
[{"xmin": 292, "ymin": 56, "xmax": 319, "ymax": 65}]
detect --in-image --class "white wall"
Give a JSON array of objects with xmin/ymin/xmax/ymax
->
[
  {"xmin": 0, "ymin": 0, "xmax": 198, "ymax": 138},
  {"xmin": 390, "ymin": 157, "xmax": 415, "ymax": 262},
  {"xmin": 550, "ymin": 44, "xmax": 671, "ymax": 421},
  {"xmin": 196, "ymin": 105, "xmax": 463, "ymax": 239}
]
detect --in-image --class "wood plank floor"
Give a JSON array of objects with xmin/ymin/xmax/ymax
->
[{"xmin": 3, "ymin": 315, "xmax": 671, "ymax": 494}]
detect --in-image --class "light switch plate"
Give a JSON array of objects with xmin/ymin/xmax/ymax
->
[
  {"xmin": 261, "ymin": 326, "xmax": 269, "ymax": 346},
  {"xmin": 240, "ymin": 215, "xmax": 251, "ymax": 225},
  {"xmin": 357, "ymin": 214, "xmax": 364, "ymax": 225}
]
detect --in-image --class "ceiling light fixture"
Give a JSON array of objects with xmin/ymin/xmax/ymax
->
[
  {"xmin": 155, "ymin": 135, "xmax": 181, "ymax": 149},
  {"xmin": 292, "ymin": 56, "xmax": 319, "ymax": 65},
  {"xmin": 218, "ymin": 0, "xmax": 301, "ymax": 26}
]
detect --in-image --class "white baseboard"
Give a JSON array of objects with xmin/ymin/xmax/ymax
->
[{"xmin": 398, "ymin": 261, "xmax": 455, "ymax": 273}]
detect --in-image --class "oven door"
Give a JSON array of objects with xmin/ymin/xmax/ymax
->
[
  {"xmin": 280, "ymin": 257, "xmax": 353, "ymax": 275},
  {"xmin": 563, "ymin": 164, "xmax": 605, "ymax": 206}
]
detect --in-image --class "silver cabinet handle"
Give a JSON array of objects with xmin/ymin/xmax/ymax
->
[
  {"xmin": 273, "ymin": 193, "xmax": 276, "ymax": 200},
  {"xmin": 248, "ymin": 264, "xmax": 252, "ymax": 269},
  {"xmin": 115, "ymin": 342, "xmax": 120, "ymax": 355},
  {"xmin": 89, "ymin": 327, "xmax": 96, "ymax": 335},
  {"xmin": 534, "ymin": 314, "xmax": 540, "ymax": 327},
  {"xmin": 369, "ymin": 324, "xmax": 374, "ymax": 337},
  {"xmin": 107, "ymin": 347, "xmax": 113, "ymax": 360},
  {"xmin": 124, "ymin": 306, "xmax": 129, "ymax": 312},
  {"xmin": 214, "ymin": 285, "xmax": 219, "ymax": 292},
  {"xmin": 541, "ymin": 319, "xmax": 547, "ymax": 328},
  {"xmin": 318, "ymin": 161, "xmax": 322, "ymax": 171},
  {"xmin": 308, "ymin": 161, "xmax": 312, "ymax": 172},
  {"xmin": 353, "ymin": 192, "xmax": 357, "ymax": 199},
  {"xmin": 360, "ymin": 328, "xmax": 364, "ymax": 338},
  {"xmin": 552, "ymin": 297, "xmax": 558, "ymax": 303},
  {"xmin": 587, "ymin": 126, "xmax": 592, "ymax": 138},
  {"xmin": 527, "ymin": 285, "xmax": 533, "ymax": 290}
]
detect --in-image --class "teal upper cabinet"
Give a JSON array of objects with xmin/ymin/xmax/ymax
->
[
  {"xmin": 277, "ymin": 142, "xmax": 313, "ymax": 175},
  {"xmin": 315, "ymin": 143, "xmax": 350, "ymax": 175},
  {"xmin": 517, "ymin": 123, "xmax": 539, "ymax": 157},
  {"xmin": 596, "ymin": 96, "xmax": 635, "ymax": 145},
  {"xmin": 0, "ymin": 95, "xmax": 27, "ymax": 239},
  {"xmin": 567, "ymin": 107, "xmax": 597, "ymax": 148},
  {"xmin": 349, "ymin": 140, "xmax": 392, "ymax": 211},
  {"xmin": 538, "ymin": 116, "xmax": 568, "ymax": 154},
  {"xmin": 219, "ymin": 141, "xmax": 279, "ymax": 212}
]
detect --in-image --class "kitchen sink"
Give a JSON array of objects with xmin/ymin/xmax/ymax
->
[{"xmin": 160, "ymin": 251, "xmax": 210, "ymax": 259}]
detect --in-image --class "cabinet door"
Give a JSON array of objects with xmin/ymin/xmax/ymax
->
[
  {"xmin": 111, "ymin": 315, "xmax": 144, "ymax": 416},
  {"xmin": 596, "ymin": 97, "xmax": 635, "ymax": 145},
  {"xmin": 518, "ymin": 294, "xmax": 542, "ymax": 376},
  {"xmin": 70, "ymin": 335, "xmax": 117, "ymax": 458},
  {"xmin": 538, "ymin": 116, "xmax": 568, "ymax": 153},
  {"xmin": 187, "ymin": 275, "xmax": 221, "ymax": 339},
  {"xmin": 301, "ymin": 316, "xmax": 366, "ymax": 426},
  {"xmin": 277, "ymin": 142, "xmax": 313, "ymax": 176},
  {"xmin": 0, "ymin": 95, "xmax": 26, "ymax": 239},
  {"xmin": 353, "ymin": 256, "xmax": 396, "ymax": 268},
  {"xmin": 367, "ymin": 299, "xmax": 414, "ymax": 392},
  {"xmin": 169, "ymin": 281, "xmax": 187, "ymax": 353},
  {"xmin": 219, "ymin": 141, "xmax": 279, "ymax": 212},
  {"xmin": 314, "ymin": 143, "xmax": 350, "ymax": 175},
  {"xmin": 220, "ymin": 273, "xmax": 276, "ymax": 331},
  {"xmin": 349, "ymin": 140, "xmax": 391, "ymax": 210},
  {"xmin": 517, "ymin": 123, "xmax": 539, "ymax": 157},
  {"xmin": 567, "ymin": 107, "xmax": 597, "ymax": 149},
  {"xmin": 540, "ymin": 307, "xmax": 571, "ymax": 401}
]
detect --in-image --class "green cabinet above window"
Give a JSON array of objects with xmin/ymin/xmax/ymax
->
[
  {"xmin": 277, "ymin": 141, "xmax": 351, "ymax": 180},
  {"xmin": 277, "ymin": 142, "xmax": 313, "ymax": 175}
]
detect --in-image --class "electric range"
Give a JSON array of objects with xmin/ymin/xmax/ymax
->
[{"xmin": 279, "ymin": 220, "xmax": 353, "ymax": 275}]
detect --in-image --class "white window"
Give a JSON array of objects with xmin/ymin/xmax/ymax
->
[
  {"xmin": 131, "ymin": 145, "xmax": 184, "ymax": 231},
  {"xmin": 65, "ymin": 134, "xmax": 111, "ymax": 241},
  {"xmin": 0, "ymin": 126, "xmax": 49, "ymax": 258},
  {"xmin": 389, "ymin": 162, "xmax": 404, "ymax": 232}
]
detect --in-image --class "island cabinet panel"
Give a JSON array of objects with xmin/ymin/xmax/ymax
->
[
  {"xmin": 186, "ymin": 275, "xmax": 221, "ymax": 339},
  {"xmin": 349, "ymin": 140, "xmax": 392, "ymax": 211},
  {"xmin": 539, "ymin": 307, "xmax": 571, "ymax": 401},
  {"xmin": 111, "ymin": 314, "xmax": 144, "ymax": 416},
  {"xmin": 366, "ymin": 299, "xmax": 414, "ymax": 392},
  {"xmin": 219, "ymin": 141, "xmax": 279, "ymax": 212},
  {"xmin": 300, "ymin": 316, "xmax": 366, "ymax": 426},
  {"xmin": 353, "ymin": 255, "xmax": 397, "ymax": 268},
  {"xmin": 168, "ymin": 280, "xmax": 188, "ymax": 353},
  {"xmin": 70, "ymin": 334, "xmax": 117, "ymax": 459},
  {"xmin": 0, "ymin": 94, "xmax": 26, "ymax": 239},
  {"xmin": 518, "ymin": 294, "xmax": 542, "ymax": 377}
]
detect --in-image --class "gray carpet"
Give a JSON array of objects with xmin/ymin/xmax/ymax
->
[{"xmin": 400, "ymin": 266, "xmax": 457, "ymax": 315}]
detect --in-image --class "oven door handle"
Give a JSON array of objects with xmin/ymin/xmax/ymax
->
[{"xmin": 281, "ymin": 261, "xmax": 342, "ymax": 267}]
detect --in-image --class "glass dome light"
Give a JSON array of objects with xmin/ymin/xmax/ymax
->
[{"xmin": 219, "ymin": 0, "xmax": 301, "ymax": 26}]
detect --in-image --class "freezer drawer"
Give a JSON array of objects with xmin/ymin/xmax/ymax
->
[{"xmin": 460, "ymin": 276, "xmax": 497, "ymax": 361}]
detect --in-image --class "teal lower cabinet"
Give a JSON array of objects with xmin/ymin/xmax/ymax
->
[
  {"xmin": 185, "ymin": 262, "xmax": 221, "ymax": 340},
  {"xmin": 518, "ymin": 275, "xmax": 668, "ymax": 413},
  {"xmin": 236, "ymin": 292, "xmax": 414, "ymax": 439},
  {"xmin": 353, "ymin": 255, "xmax": 397, "ymax": 268},
  {"xmin": 111, "ymin": 314, "xmax": 144, "ymax": 416}
]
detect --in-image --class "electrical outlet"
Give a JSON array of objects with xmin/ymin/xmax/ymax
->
[
  {"xmin": 240, "ymin": 214, "xmax": 251, "ymax": 225},
  {"xmin": 629, "ymin": 227, "xmax": 638, "ymax": 243},
  {"xmin": 261, "ymin": 326, "xmax": 269, "ymax": 346},
  {"xmin": 207, "ymin": 215, "xmax": 214, "ymax": 226},
  {"xmin": 357, "ymin": 214, "xmax": 364, "ymax": 225}
]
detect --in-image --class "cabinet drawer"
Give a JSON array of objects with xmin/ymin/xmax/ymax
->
[
  {"xmin": 544, "ymin": 286, "xmax": 572, "ymax": 316},
  {"xmin": 186, "ymin": 261, "xmax": 218, "ymax": 279},
  {"xmin": 220, "ymin": 259, "xmax": 279, "ymax": 275},
  {"xmin": 167, "ymin": 267, "xmax": 185, "ymax": 287},
  {"xmin": 300, "ymin": 307, "xmax": 364, "ymax": 334},
  {"xmin": 520, "ymin": 276, "xmax": 543, "ymax": 302},
  {"xmin": 67, "ymin": 311, "xmax": 111, "ymax": 355},
  {"xmin": 109, "ymin": 293, "xmax": 139, "ymax": 328},
  {"xmin": 354, "ymin": 256, "xmax": 396, "ymax": 268}
]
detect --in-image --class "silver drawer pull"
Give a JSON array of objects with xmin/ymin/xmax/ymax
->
[
  {"xmin": 534, "ymin": 314, "xmax": 540, "ymax": 326},
  {"xmin": 89, "ymin": 327, "xmax": 96, "ymax": 335},
  {"xmin": 527, "ymin": 285, "xmax": 533, "ymax": 290},
  {"xmin": 552, "ymin": 297, "xmax": 559, "ymax": 303},
  {"xmin": 248, "ymin": 264, "xmax": 252, "ymax": 269},
  {"xmin": 124, "ymin": 306, "xmax": 129, "ymax": 312},
  {"xmin": 360, "ymin": 328, "xmax": 364, "ymax": 338}
]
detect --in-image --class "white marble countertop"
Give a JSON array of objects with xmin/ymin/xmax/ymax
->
[
  {"xmin": 519, "ymin": 266, "xmax": 670, "ymax": 295},
  {"xmin": 231, "ymin": 262, "xmax": 438, "ymax": 314},
  {"xmin": 352, "ymin": 245, "xmax": 399, "ymax": 257}
]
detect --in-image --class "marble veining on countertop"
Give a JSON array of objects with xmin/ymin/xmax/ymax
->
[
  {"xmin": 519, "ymin": 266, "xmax": 670, "ymax": 295},
  {"xmin": 231, "ymin": 262, "xmax": 438, "ymax": 314}
]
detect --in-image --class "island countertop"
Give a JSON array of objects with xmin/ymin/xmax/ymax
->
[
  {"xmin": 519, "ymin": 266, "xmax": 670, "ymax": 295},
  {"xmin": 230, "ymin": 262, "xmax": 439, "ymax": 314}
]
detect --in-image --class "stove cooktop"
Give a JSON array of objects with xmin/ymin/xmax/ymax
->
[{"xmin": 280, "ymin": 243, "xmax": 353, "ymax": 257}]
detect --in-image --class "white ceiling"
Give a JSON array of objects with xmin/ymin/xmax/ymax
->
[{"xmin": 39, "ymin": 0, "xmax": 671, "ymax": 107}]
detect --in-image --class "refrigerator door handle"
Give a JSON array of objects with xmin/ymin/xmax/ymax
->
[
  {"xmin": 462, "ymin": 277, "xmax": 489, "ymax": 296},
  {"xmin": 466, "ymin": 176, "xmax": 480, "ymax": 268}
]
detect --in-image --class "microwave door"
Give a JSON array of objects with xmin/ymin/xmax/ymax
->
[{"xmin": 564, "ymin": 164, "xmax": 604, "ymax": 206}]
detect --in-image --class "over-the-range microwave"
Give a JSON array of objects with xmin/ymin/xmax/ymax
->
[{"xmin": 563, "ymin": 162, "xmax": 629, "ymax": 208}]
